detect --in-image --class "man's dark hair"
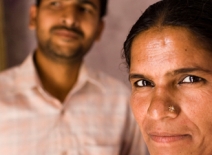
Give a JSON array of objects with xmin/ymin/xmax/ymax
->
[
  {"xmin": 36, "ymin": 0, "xmax": 108, "ymax": 18},
  {"xmin": 123, "ymin": 0, "xmax": 212, "ymax": 69}
]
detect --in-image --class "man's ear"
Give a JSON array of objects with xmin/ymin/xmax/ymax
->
[
  {"xmin": 95, "ymin": 20, "xmax": 105, "ymax": 41},
  {"xmin": 29, "ymin": 5, "xmax": 37, "ymax": 30}
]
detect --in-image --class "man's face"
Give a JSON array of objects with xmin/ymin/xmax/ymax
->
[
  {"xmin": 29, "ymin": 0, "xmax": 104, "ymax": 63},
  {"xmin": 129, "ymin": 27, "xmax": 212, "ymax": 155}
]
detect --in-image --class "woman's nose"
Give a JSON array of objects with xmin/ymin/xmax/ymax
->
[{"xmin": 147, "ymin": 86, "xmax": 180, "ymax": 120}]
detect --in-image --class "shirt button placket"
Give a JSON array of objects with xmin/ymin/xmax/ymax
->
[{"xmin": 61, "ymin": 151, "xmax": 67, "ymax": 155}]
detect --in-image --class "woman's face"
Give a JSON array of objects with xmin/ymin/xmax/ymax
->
[{"xmin": 129, "ymin": 27, "xmax": 212, "ymax": 155}]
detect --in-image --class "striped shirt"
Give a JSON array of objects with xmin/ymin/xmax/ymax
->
[{"xmin": 0, "ymin": 54, "xmax": 147, "ymax": 155}]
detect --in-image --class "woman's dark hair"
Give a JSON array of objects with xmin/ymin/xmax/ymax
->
[
  {"xmin": 36, "ymin": 0, "xmax": 108, "ymax": 18},
  {"xmin": 123, "ymin": 0, "xmax": 212, "ymax": 69}
]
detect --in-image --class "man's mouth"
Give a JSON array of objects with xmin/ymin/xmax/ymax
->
[{"xmin": 51, "ymin": 26, "xmax": 84, "ymax": 40}]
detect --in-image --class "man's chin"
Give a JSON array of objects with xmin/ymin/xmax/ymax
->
[{"xmin": 49, "ymin": 51, "xmax": 85, "ymax": 63}]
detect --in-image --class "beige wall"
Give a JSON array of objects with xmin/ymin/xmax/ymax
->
[
  {"xmin": 3, "ymin": 0, "xmax": 35, "ymax": 68},
  {"xmin": 3, "ymin": 0, "xmax": 158, "ymax": 85},
  {"xmin": 85, "ymin": 0, "xmax": 159, "ymax": 85}
]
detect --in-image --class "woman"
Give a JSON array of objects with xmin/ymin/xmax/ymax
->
[{"xmin": 122, "ymin": 0, "xmax": 212, "ymax": 154}]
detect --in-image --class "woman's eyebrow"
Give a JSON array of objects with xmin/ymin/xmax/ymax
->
[
  {"xmin": 129, "ymin": 74, "xmax": 146, "ymax": 81},
  {"xmin": 129, "ymin": 67, "xmax": 212, "ymax": 80},
  {"xmin": 171, "ymin": 67, "xmax": 212, "ymax": 75}
]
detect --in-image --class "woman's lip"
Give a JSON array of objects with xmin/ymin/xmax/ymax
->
[{"xmin": 149, "ymin": 133, "xmax": 191, "ymax": 143}]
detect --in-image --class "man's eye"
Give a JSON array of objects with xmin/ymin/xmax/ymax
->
[
  {"xmin": 180, "ymin": 75, "xmax": 204, "ymax": 84},
  {"xmin": 134, "ymin": 80, "xmax": 153, "ymax": 87},
  {"xmin": 78, "ymin": 6, "xmax": 92, "ymax": 13},
  {"xmin": 50, "ymin": 1, "xmax": 61, "ymax": 7}
]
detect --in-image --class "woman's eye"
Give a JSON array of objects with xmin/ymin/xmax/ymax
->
[
  {"xmin": 180, "ymin": 75, "xmax": 204, "ymax": 84},
  {"xmin": 134, "ymin": 80, "xmax": 153, "ymax": 87}
]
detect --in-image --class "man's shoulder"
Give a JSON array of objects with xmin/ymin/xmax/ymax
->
[
  {"xmin": 97, "ymin": 71, "xmax": 128, "ymax": 87},
  {"xmin": 0, "ymin": 66, "xmax": 20, "ymax": 89},
  {"xmin": 90, "ymin": 68, "xmax": 130, "ymax": 94}
]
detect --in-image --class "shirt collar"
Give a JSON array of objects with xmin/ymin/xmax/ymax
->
[
  {"xmin": 17, "ymin": 53, "xmax": 105, "ymax": 93},
  {"xmin": 70, "ymin": 63, "xmax": 106, "ymax": 95},
  {"xmin": 16, "ymin": 53, "xmax": 40, "ymax": 90}
]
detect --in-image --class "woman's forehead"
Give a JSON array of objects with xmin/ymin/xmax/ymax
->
[{"xmin": 130, "ymin": 27, "xmax": 212, "ymax": 75}]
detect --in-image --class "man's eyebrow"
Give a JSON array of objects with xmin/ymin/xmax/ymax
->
[{"xmin": 78, "ymin": 0, "xmax": 98, "ymax": 10}]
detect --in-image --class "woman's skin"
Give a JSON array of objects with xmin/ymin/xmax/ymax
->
[{"xmin": 129, "ymin": 26, "xmax": 212, "ymax": 155}]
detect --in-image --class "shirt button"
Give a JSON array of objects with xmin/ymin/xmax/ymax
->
[
  {"xmin": 61, "ymin": 109, "xmax": 65, "ymax": 115},
  {"xmin": 62, "ymin": 151, "xmax": 67, "ymax": 155}
]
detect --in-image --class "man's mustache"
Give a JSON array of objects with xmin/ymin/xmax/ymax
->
[{"xmin": 50, "ymin": 26, "xmax": 84, "ymax": 37}]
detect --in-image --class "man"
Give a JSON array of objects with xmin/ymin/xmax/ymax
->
[{"xmin": 0, "ymin": 0, "xmax": 146, "ymax": 154}]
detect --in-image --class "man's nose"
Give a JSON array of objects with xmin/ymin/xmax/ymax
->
[
  {"xmin": 60, "ymin": 6, "xmax": 79, "ymax": 27},
  {"xmin": 147, "ymin": 86, "xmax": 180, "ymax": 120}
]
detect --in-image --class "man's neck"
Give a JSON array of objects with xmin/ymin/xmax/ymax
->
[{"xmin": 34, "ymin": 50, "xmax": 82, "ymax": 103}]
